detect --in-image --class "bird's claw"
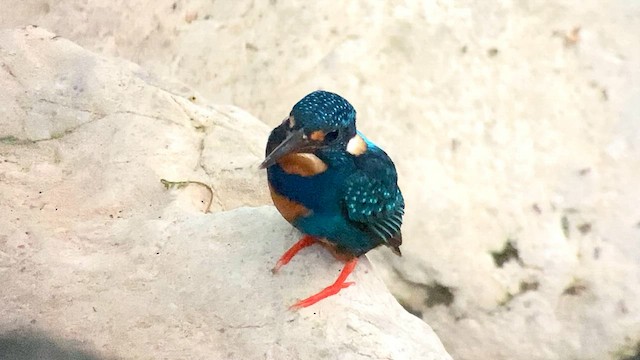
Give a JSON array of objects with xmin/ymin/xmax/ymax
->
[
  {"xmin": 289, "ymin": 281, "xmax": 356, "ymax": 310},
  {"xmin": 271, "ymin": 264, "xmax": 283, "ymax": 274},
  {"xmin": 272, "ymin": 235, "xmax": 317, "ymax": 274}
]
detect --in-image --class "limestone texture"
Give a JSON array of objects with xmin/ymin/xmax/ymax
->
[
  {"xmin": 2, "ymin": 1, "xmax": 640, "ymax": 359},
  {"xmin": 0, "ymin": 27, "xmax": 452, "ymax": 360}
]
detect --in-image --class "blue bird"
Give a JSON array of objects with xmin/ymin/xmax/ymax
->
[{"xmin": 260, "ymin": 90, "xmax": 404, "ymax": 308}]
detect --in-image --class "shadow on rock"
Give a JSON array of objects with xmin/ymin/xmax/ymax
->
[{"xmin": 0, "ymin": 331, "xmax": 109, "ymax": 360}]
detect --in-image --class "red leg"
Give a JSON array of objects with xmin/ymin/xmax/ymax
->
[
  {"xmin": 272, "ymin": 235, "xmax": 317, "ymax": 273},
  {"xmin": 290, "ymin": 258, "xmax": 358, "ymax": 309}
]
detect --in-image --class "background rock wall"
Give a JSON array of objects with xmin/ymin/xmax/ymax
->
[{"xmin": 2, "ymin": 1, "xmax": 639, "ymax": 359}]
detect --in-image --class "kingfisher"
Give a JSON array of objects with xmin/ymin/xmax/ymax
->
[{"xmin": 260, "ymin": 90, "xmax": 404, "ymax": 309}]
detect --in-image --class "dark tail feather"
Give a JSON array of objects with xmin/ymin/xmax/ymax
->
[{"xmin": 389, "ymin": 232, "xmax": 402, "ymax": 257}]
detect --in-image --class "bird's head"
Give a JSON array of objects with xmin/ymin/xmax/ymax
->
[{"xmin": 260, "ymin": 90, "xmax": 359, "ymax": 169}]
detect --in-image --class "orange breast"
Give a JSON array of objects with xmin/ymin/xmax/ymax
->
[
  {"xmin": 277, "ymin": 153, "xmax": 328, "ymax": 177},
  {"xmin": 268, "ymin": 182, "xmax": 311, "ymax": 223}
]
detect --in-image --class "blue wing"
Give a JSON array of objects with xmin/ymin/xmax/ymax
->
[{"xmin": 341, "ymin": 146, "xmax": 404, "ymax": 255}]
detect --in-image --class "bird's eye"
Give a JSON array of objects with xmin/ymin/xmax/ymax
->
[{"xmin": 325, "ymin": 130, "xmax": 339, "ymax": 142}]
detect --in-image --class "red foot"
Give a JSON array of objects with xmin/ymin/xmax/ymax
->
[
  {"xmin": 290, "ymin": 258, "xmax": 358, "ymax": 309},
  {"xmin": 272, "ymin": 235, "xmax": 317, "ymax": 273}
]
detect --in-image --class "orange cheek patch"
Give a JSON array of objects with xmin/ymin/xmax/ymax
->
[
  {"xmin": 277, "ymin": 153, "xmax": 328, "ymax": 176},
  {"xmin": 310, "ymin": 130, "xmax": 325, "ymax": 141},
  {"xmin": 269, "ymin": 183, "xmax": 311, "ymax": 223}
]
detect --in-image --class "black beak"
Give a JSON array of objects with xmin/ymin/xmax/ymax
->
[{"xmin": 260, "ymin": 128, "xmax": 316, "ymax": 169}]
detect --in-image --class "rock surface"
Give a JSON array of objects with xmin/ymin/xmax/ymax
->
[
  {"xmin": 0, "ymin": 27, "xmax": 452, "ymax": 360},
  {"xmin": 3, "ymin": 1, "xmax": 640, "ymax": 359}
]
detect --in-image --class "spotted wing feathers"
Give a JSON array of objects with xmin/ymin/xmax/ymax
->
[{"xmin": 341, "ymin": 149, "xmax": 404, "ymax": 255}]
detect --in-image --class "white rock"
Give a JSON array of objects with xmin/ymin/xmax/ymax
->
[
  {"xmin": 4, "ymin": 2, "xmax": 640, "ymax": 359},
  {"xmin": 0, "ymin": 27, "xmax": 452, "ymax": 360}
]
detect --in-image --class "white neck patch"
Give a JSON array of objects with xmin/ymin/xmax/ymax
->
[{"xmin": 346, "ymin": 134, "xmax": 368, "ymax": 156}]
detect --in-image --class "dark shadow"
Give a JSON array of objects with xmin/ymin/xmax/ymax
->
[
  {"xmin": 0, "ymin": 330, "xmax": 110, "ymax": 360},
  {"xmin": 621, "ymin": 344, "xmax": 640, "ymax": 360}
]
